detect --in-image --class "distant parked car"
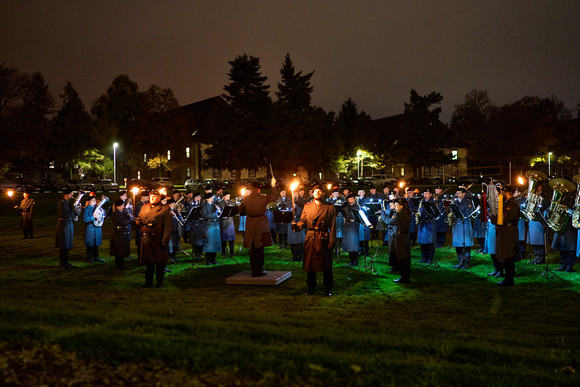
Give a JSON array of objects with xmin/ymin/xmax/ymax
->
[
  {"xmin": 367, "ymin": 174, "xmax": 398, "ymax": 186},
  {"xmin": 184, "ymin": 178, "xmax": 204, "ymax": 192},
  {"xmin": 151, "ymin": 177, "xmax": 174, "ymax": 190},
  {"xmin": 14, "ymin": 178, "xmax": 41, "ymax": 192},
  {"xmin": 66, "ymin": 179, "xmax": 94, "ymax": 191},
  {"xmin": 93, "ymin": 179, "xmax": 119, "ymax": 192},
  {"xmin": 38, "ymin": 179, "xmax": 58, "ymax": 192}
]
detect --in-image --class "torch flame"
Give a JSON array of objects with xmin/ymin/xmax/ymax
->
[
  {"xmin": 159, "ymin": 187, "xmax": 167, "ymax": 196},
  {"xmin": 241, "ymin": 187, "xmax": 246, "ymax": 196},
  {"xmin": 131, "ymin": 187, "xmax": 140, "ymax": 196},
  {"xmin": 290, "ymin": 181, "xmax": 299, "ymax": 192},
  {"xmin": 398, "ymin": 181, "xmax": 405, "ymax": 189},
  {"xmin": 517, "ymin": 176, "xmax": 525, "ymax": 186},
  {"xmin": 326, "ymin": 183, "xmax": 332, "ymax": 190},
  {"xmin": 7, "ymin": 190, "xmax": 14, "ymax": 197}
]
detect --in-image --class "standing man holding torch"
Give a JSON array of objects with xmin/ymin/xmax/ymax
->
[
  {"xmin": 292, "ymin": 185, "xmax": 337, "ymax": 296},
  {"xmin": 238, "ymin": 176, "xmax": 278, "ymax": 277},
  {"xmin": 14, "ymin": 190, "xmax": 35, "ymax": 239}
]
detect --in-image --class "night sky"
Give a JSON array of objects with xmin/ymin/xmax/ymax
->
[{"xmin": 2, "ymin": 0, "xmax": 579, "ymax": 122}]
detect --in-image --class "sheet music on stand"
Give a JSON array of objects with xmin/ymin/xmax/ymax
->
[
  {"xmin": 273, "ymin": 209, "xmax": 293, "ymax": 224},
  {"xmin": 423, "ymin": 201, "xmax": 441, "ymax": 219},
  {"xmin": 358, "ymin": 209, "xmax": 372, "ymax": 227},
  {"xmin": 185, "ymin": 206, "xmax": 201, "ymax": 222},
  {"xmin": 220, "ymin": 206, "xmax": 239, "ymax": 218},
  {"xmin": 449, "ymin": 203, "xmax": 467, "ymax": 220}
]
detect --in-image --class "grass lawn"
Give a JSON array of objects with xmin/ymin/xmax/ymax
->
[{"xmin": 0, "ymin": 194, "xmax": 579, "ymax": 386}]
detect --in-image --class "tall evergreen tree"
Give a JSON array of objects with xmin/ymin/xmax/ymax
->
[
  {"xmin": 272, "ymin": 53, "xmax": 335, "ymax": 177},
  {"xmin": 51, "ymin": 82, "xmax": 95, "ymax": 178},
  {"xmin": 206, "ymin": 54, "xmax": 273, "ymax": 181},
  {"xmin": 400, "ymin": 89, "xmax": 451, "ymax": 176}
]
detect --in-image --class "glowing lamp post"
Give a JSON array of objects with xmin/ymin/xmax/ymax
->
[
  {"xmin": 290, "ymin": 181, "xmax": 299, "ymax": 221},
  {"xmin": 357, "ymin": 150, "xmax": 362, "ymax": 179},
  {"xmin": 548, "ymin": 152, "xmax": 552, "ymax": 177},
  {"xmin": 113, "ymin": 142, "xmax": 119, "ymax": 184}
]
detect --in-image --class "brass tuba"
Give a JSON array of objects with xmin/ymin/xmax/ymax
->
[
  {"xmin": 571, "ymin": 174, "xmax": 580, "ymax": 229},
  {"xmin": 545, "ymin": 178, "xmax": 575, "ymax": 233},
  {"xmin": 482, "ymin": 180, "xmax": 499, "ymax": 218},
  {"xmin": 93, "ymin": 196, "xmax": 109, "ymax": 227},
  {"xmin": 521, "ymin": 170, "xmax": 547, "ymax": 221}
]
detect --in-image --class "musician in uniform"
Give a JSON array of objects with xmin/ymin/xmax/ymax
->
[
  {"xmin": 328, "ymin": 188, "xmax": 344, "ymax": 255},
  {"xmin": 367, "ymin": 185, "xmax": 382, "ymax": 240},
  {"xmin": 288, "ymin": 188, "xmax": 306, "ymax": 262},
  {"xmin": 201, "ymin": 193, "xmax": 221, "ymax": 265},
  {"xmin": 406, "ymin": 189, "xmax": 419, "ymax": 245},
  {"xmin": 274, "ymin": 188, "xmax": 291, "ymax": 249},
  {"xmin": 219, "ymin": 192, "xmax": 236, "ymax": 256},
  {"xmin": 357, "ymin": 188, "xmax": 371, "ymax": 256},
  {"xmin": 55, "ymin": 188, "xmax": 75, "ymax": 269},
  {"xmin": 15, "ymin": 190, "xmax": 35, "ymax": 239},
  {"xmin": 552, "ymin": 217, "xmax": 578, "ymax": 273},
  {"xmin": 451, "ymin": 187, "xmax": 474, "ymax": 269},
  {"xmin": 134, "ymin": 190, "xmax": 150, "ymax": 262},
  {"xmin": 186, "ymin": 192, "xmax": 205, "ymax": 258},
  {"xmin": 433, "ymin": 186, "xmax": 448, "ymax": 247},
  {"xmin": 342, "ymin": 193, "xmax": 361, "ymax": 266},
  {"xmin": 527, "ymin": 186, "xmax": 549, "ymax": 264},
  {"xmin": 135, "ymin": 189, "xmax": 173, "ymax": 288},
  {"xmin": 493, "ymin": 186, "xmax": 520, "ymax": 286},
  {"xmin": 292, "ymin": 184, "xmax": 336, "ymax": 296},
  {"xmin": 82, "ymin": 195, "xmax": 105, "ymax": 263},
  {"xmin": 385, "ymin": 198, "xmax": 412, "ymax": 283},
  {"xmin": 472, "ymin": 193, "xmax": 487, "ymax": 252},
  {"xmin": 417, "ymin": 188, "xmax": 437, "ymax": 264},
  {"xmin": 167, "ymin": 198, "xmax": 185, "ymax": 262},
  {"xmin": 110, "ymin": 199, "xmax": 132, "ymax": 270},
  {"xmin": 238, "ymin": 178, "xmax": 278, "ymax": 277}
]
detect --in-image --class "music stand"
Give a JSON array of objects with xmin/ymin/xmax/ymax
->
[
  {"xmin": 273, "ymin": 210, "xmax": 293, "ymax": 259},
  {"xmin": 185, "ymin": 206, "xmax": 202, "ymax": 270},
  {"xmin": 536, "ymin": 213, "xmax": 563, "ymax": 281},
  {"xmin": 220, "ymin": 206, "xmax": 240, "ymax": 264}
]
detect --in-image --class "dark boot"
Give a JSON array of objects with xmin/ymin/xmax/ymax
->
[{"xmin": 555, "ymin": 264, "xmax": 567, "ymax": 271}]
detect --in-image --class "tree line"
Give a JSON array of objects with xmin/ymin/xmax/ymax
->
[{"xmin": 1, "ymin": 57, "xmax": 578, "ymax": 182}]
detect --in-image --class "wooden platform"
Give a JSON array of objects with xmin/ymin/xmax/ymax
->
[{"xmin": 226, "ymin": 270, "xmax": 292, "ymax": 286}]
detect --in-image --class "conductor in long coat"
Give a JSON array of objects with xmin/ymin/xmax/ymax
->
[
  {"xmin": 135, "ymin": 189, "xmax": 173, "ymax": 288},
  {"xmin": 292, "ymin": 185, "xmax": 337, "ymax": 296},
  {"xmin": 238, "ymin": 178, "xmax": 278, "ymax": 276},
  {"xmin": 15, "ymin": 190, "xmax": 35, "ymax": 239}
]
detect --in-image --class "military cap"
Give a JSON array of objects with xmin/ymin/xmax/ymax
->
[
  {"xmin": 119, "ymin": 190, "xmax": 127, "ymax": 196},
  {"xmin": 192, "ymin": 191, "xmax": 201, "ymax": 197},
  {"xmin": 62, "ymin": 188, "xmax": 72, "ymax": 194},
  {"xmin": 312, "ymin": 184, "xmax": 324, "ymax": 191},
  {"xmin": 114, "ymin": 199, "xmax": 125, "ymax": 207},
  {"xmin": 204, "ymin": 192, "xmax": 214, "ymax": 200},
  {"xmin": 166, "ymin": 198, "xmax": 176, "ymax": 204},
  {"xmin": 503, "ymin": 185, "xmax": 515, "ymax": 194}
]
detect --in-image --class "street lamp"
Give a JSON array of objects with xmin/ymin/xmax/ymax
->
[
  {"xmin": 357, "ymin": 150, "xmax": 362, "ymax": 179},
  {"xmin": 548, "ymin": 151, "xmax": 552, "ymax": 177},
  {"xmin": 113, "ymin": 142, "xmax": 119, "ymax": 183}
]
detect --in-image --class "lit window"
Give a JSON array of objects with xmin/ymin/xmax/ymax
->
[
  {"xmin": 167, "ymin": 150, "xmax": 171, "ymax": 161},
  {"xmin": 186, "ymin": 147, "xmax": 190, "ymax": 158},
  {"xmin": 186, "ymin": 167, "xmax": 191, "ymax": 178},
  {"xmin": 452, "ymin": 150, "xmax": 458, "ymax": 161},
  {"xmin": 401, "ymin": 167, "xmax": 405, "ymax": 176},
  {"xmin": 137, "ymin": 171, "xmax": 141, "ymax": 179},
  {"xmin": 144, "ymin": 153, "xmax": 147, "ymax": 162}
]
